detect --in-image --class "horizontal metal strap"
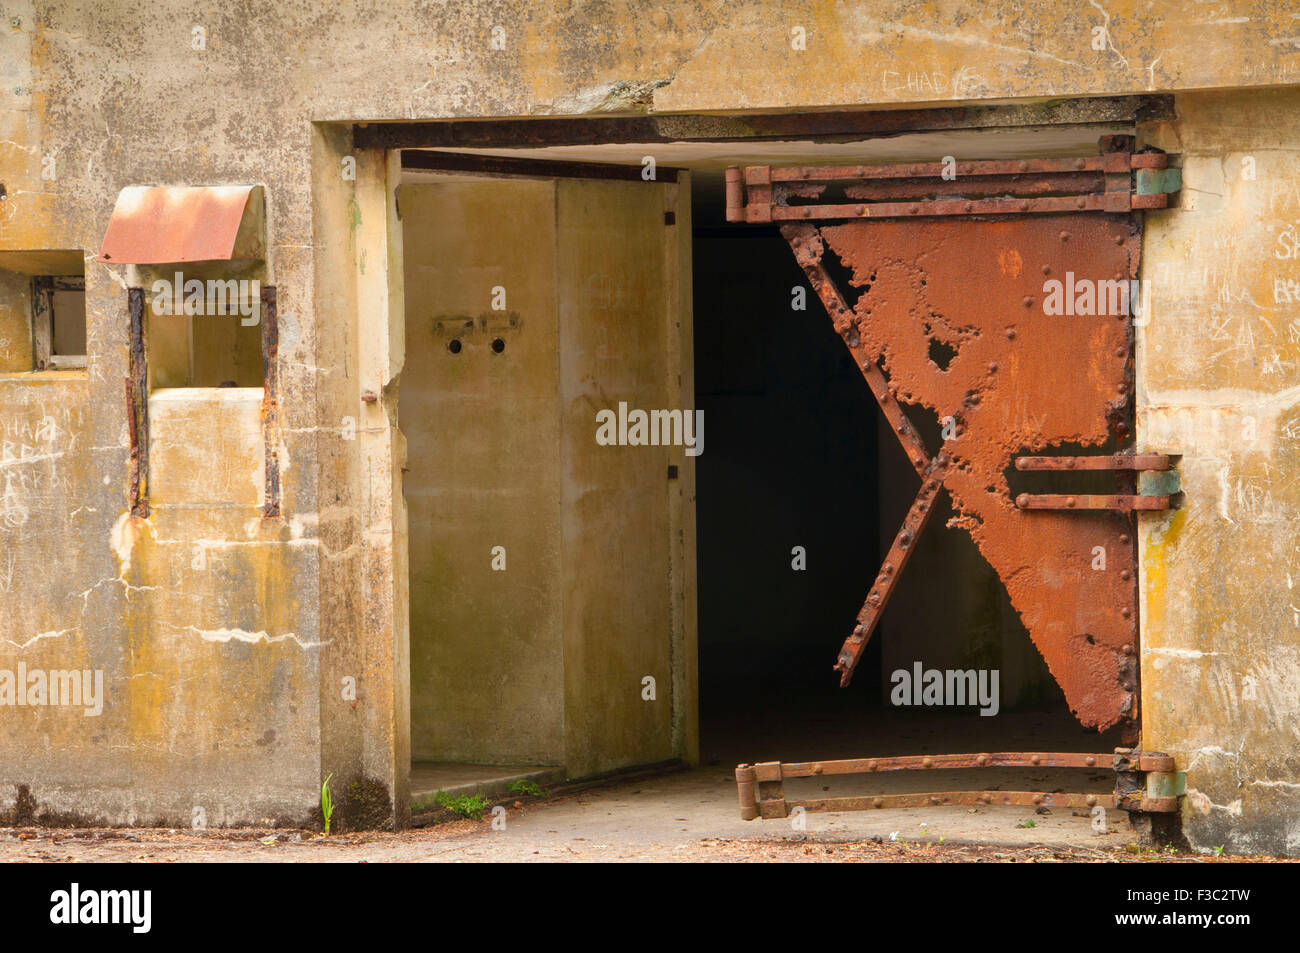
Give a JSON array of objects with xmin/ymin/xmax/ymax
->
[
  {"xmin": 1014, "ymin": 454, "xmax": 1171, "ymax": 471},
  {"xmin": 752, "ymin": 153, "xmax": 1161, "ymax": 183},
  {"xmin": 1015, "ymin": 493, "xmax": 1170, "ymax": 511},
  {"xmin": 725, "ymin": 144, "xmax": 1177, "ymax": 223},
  {"xmin": 737, "ymin": 752, "xmax": 1180, "ymax": 819},
  {"xmin": 765, "ymin": 193, "xmax": 1153, "ymax": 222},
  {"xmin": 778, "ymin": 752, "xmax": 1113, "ymax": 777},
  {"xmin": 792, "ymin": 791, "xmax": 1119, "ymax": 812}
]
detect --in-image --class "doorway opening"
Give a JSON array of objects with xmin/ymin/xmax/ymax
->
[
  {"xmin": 690, "ymin": 179, "xmax": 1125, "ymax": 785},
  {"xmin": 389, "ymin": 116, "xmax": 1149, "ymax": 814}
]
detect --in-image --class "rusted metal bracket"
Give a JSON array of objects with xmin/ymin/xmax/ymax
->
[
  {"xmin": 725, "ymin": 138, "xmax": 1179, "ymax": 224},
  {"xmin": 1013, "ymin": 453, "xmax": 1176, "ymax": 511},
  {"xmin": 736, "ymin": 749, "xmax": 1180, "ymax": 821},
  {"xmin": 126, "ymin": 287, "xmax": 149, "ymax": 518},
  {"xmin": 1114, "ymin": 748, "xmax": 1182, "ymax": 813},
  {"xmin": 261, "ymin": 285, "xmax": 281, "ymax": 520}
]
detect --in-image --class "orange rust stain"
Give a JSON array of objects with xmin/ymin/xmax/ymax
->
[{"xmin": 997, "ymin": 247, "xmax": 1024, "ymax": 278}]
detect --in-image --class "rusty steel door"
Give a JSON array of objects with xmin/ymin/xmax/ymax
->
[
  {"xmin": 725, "ymin": 140, "xmax": 1183, "ymax": 821},
  {"xmin": 804, "ymin": 212, "xmax": 1144, "ymax": 733}
]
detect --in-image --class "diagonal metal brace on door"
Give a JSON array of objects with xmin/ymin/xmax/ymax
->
[{"xmin": 783, "ymin": 223, "xmax": 956, "ymax": 687}]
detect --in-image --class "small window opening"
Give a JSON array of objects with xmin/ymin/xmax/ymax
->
[
  {"xmin": 35, "ymin": 276, "xmax": 87, "ymax": 370},
  {"xmin": 144, "ymin": 268, "xmax": 264, "ymax": 387},
  {"xmin": 20, "ymin": 275, "xmax": 87, "ymax": 372},
  {"xmin": 0, "ymin": 251, "xmax": 85, "ymax": 374}
]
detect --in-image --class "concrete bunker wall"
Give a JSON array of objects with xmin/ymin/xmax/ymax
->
[
  {"xmin": 1138, "ymin": 88, "xmax": 1300, "ymax": 857},
  {"xmin": 0, "ymin": 1, "xmax": 1296, "ymax": 849}
]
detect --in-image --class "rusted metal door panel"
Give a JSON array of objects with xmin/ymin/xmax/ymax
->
[
  {"xmin": 800, "ymin": 213, "xmax": 1141, "ymax": 732},
  {"xmin": 723, "ymin": 146, "xmax": 1184, "ymax": 821}
]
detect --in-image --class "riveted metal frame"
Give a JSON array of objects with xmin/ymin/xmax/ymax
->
[
  {"xmin": 736, "ymin": 750, "xmax": 1179, "ymax": 820},
  {"xmin": 725, "ymin": 140, "xmax": 1175, "ymax": 225}
]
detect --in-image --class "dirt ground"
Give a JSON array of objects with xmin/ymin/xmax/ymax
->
[
  {"xmin": 0, "ymin": 767, "xmax": 1290, "ymax": 862},
  {"xmin": 0, "ymin": 827, "xmax": 1255, "ymax": 863}
]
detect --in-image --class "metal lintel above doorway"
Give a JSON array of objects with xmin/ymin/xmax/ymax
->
[
  {"xmin": 723, "ymin": 138, "xmax": 1179, "ymax": 223},
  {"xmin": 355, "ymin": 94, "xmax": 1174, "ymax": 151}
]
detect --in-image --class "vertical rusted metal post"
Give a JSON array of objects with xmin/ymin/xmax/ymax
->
[
  {"xmin": 261, "ymin": 285, "xmax": 280, "ymax": 519},
  {"xmin": 724, "ymin": 166, "xmax": 744, "ymax": 223},
  {"xmin": 30, "ymin": 276, "xmax": 53, "ymax": 371},
  {"xmin": 735, "ymin": 764, "xmax": 758, "ymax": 820},
  {"xmin": 743, "ymin": 166, "xmax": 772, "ymax": 223},
  {"xmin": 126, "ymin": 287, "xmax": 149, "ymax": 518}
]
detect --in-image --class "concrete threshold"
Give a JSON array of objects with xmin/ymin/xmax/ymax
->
[{"xmin": 410, "ymin": 762, "xmax": 565, "ymax": 808}]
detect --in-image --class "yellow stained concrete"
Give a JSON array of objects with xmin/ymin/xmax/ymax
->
[
  {"xmin": 1139, "ymin": 88, "xmax": 1300, "ymax": 855},
  {"xmin": 0, "ymin": 2, "xmax": 1297, "ymax": 843},
  {"xmin": 401, "ymin": 178, "xmax": 567, "ymax": 765},
  {"xmin": 400, "ymin": 174, "xmax": 695, "ymax": 778}
]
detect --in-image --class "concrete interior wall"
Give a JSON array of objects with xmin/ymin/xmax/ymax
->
[
  {"xmin": 0, "ymin": 269, "xmax": 35, "ymax": 373},
  {"xmin": 0, "ymin": 252, "xmax": 85, "ymax": 373},
  {"xmin": 136, "ymin": 259, "xmax": 267, "ymax": 389}
]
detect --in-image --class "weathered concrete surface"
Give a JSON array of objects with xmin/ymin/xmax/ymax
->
[
  {"xmin": 409, "ymin": 762, "xmax": 564, "ymax": 806},
  {"xmin": 401, "ymin": 178, "xmax": 567, "ymax": 765},
  {"xmin": 0, "ymin": 1, "xmax": 1297, "ymax": 836},
  {"xmin": 400, "ymin": 175, "xmax": 695, "ymax": 777},
  {"xmin": 1139, "ymin": 88, "xmax": 1300, "ymax": 857}
]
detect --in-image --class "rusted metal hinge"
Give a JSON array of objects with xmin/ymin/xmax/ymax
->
[
  {"xmin": 1013, "ymin": 453, "xmax": 1179, "ymax": 511},
  {"xmin": 725, "ymin": 136, "xmax": 1180, "ymax": 224},
  {"xmin": 736, "ymin": 749, "xmax": 1181, "ymax": 821}
]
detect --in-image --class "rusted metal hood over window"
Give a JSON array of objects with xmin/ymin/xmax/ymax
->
[{"xmin": 98, "ymin": 185, "xmax": 265, "ymax": 264}]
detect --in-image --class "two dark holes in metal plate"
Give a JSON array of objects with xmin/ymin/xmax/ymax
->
[{"xmin": 447, "ymin": 337, "xmax": 506, "ymax": 355}]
